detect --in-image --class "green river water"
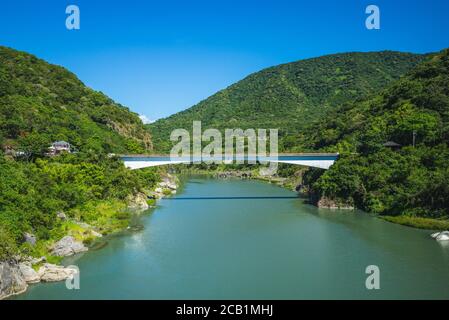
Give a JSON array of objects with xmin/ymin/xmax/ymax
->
[{"xmin": 15, "ymin": 177, "xmax": 449, "ymax": 299}]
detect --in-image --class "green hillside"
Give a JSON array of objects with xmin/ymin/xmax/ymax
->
[
  {"xmin": 0, "ymin": 47, "xmax": 159, "ymax": 260},
  {"xmin": 301, "ymin": 48, "xmax": 449, "ymax": 225},
  {"xmin": 149, "ymin": 51, "xmax": 427, "ymax": 152},
  {"xmin": 0, "ymin": 46, "xmax": 152, "ymax": 156}
]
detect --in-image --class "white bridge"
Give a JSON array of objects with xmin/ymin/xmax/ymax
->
[{"xmin": 121, "ymin": 154, "xmax": 339, "ymax": 170}]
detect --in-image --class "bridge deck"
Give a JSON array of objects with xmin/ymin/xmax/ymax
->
[
  {"xmin": 120, "ymin": 153, "xmax": 339, "ymax": 161},
  {"xmin": 120, "ymin": 153, "xmax": 339, "ymax": 170}
]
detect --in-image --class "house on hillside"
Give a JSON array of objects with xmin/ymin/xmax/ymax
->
[
  {"xmin": 383, "ymin": 141, "xmax": 402, "ymax": 150},
  {"xmin": 48, "ymin": 141, "xmax": 72, "ymax": 156}
]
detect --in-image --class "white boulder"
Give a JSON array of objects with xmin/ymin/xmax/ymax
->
[
  {"xmin": 38, "ymin": 264, "xmax": 78, "ymax": 282},
  {"xmin": 159, "ymin": 181, "xmax": 177, "ymax": 190},
  {"xmin": 431, "ymin": 231, "xmax": 449, "ymax": 241},
  {"xmin": 23, "ymin": 233, "xmax": 37, "ymax": 246},
  {"xmin": 0, "ymin": 261, "xmax": 28, "ymax": 299},
  {"xmin": 19, "ymin": 263, "xmax": 40, "ymax": 283},
  {"xmin": 56, "ymin": 211, "xmax": 67, "ymax": 220},
  {"xmin": 51, "ymin": 236, "xmax": 88, "ymax": 257}
]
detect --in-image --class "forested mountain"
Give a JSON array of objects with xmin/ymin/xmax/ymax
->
[
  {"xmin": 0, "ymin": 46, "xmax": 152, "ymax": 156},
  {"xmin": 1, "ymin": 44, "xmax": 447, "ymax": 263},
  {"xmin": 302, "ymin": 48, "xmax": 449, "ymax": 224},
  {"xmin": 0, "ymin": 47, "xmax": 158, "ymax": 260},
  {"xmin": 149, "ymin": 51, "xmax": 427, "ymax": 152}
]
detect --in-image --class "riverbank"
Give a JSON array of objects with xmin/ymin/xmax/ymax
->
[
  {"xmin": 172, "ymin": 165, "xmax": 303, "ymax": 190},
  {"xmin": 380, "ymin": 215, "xmax": 449, "ymax": 230},
  {"xmin": 4, "ymin": 167, "xmax": 448, "ymax": 299},
  {"xmin": 170, "ymin": 164, "xmax": 449, "ymax": 231},
  {"xmin": 0, "ymin": 173, "xmax": 179, "ymax": 300},
  {"xmin": 14, "ymin": 177, "xmax": 449, "ymax": 300}
]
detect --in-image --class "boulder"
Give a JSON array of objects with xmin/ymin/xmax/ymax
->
[
  {"xmin": 168, "ymin": 182, "xmax": 177, "ymax": 190},
  {"xmin": 159, "ymin": 181, "xmax": 177, "ymax": 190},
  {"xmin": 160, "ymin": 175, "xmax": 178, "ymax": 189},
  {"xmin": 23, "ymin": 232, "xmax": 36, "ymax": 246},
  {"xmin": 150, "ymin": 190, "xmax": 163, "ymax": 199},
  {"xmin": 0, "ymin": 260, "xmax": 28, "ymax": 299},
  {"xmin": 432, "ymin": 231, "xmax": 449, "ymax": 241},
  {"xmin": 127, "ymin": 192, "xmax": 149, "ymax": 210},
  {"xmin": 437, "ymin": 233, "xmax": 449, "ymax": 241},
  {"xmin": 316, "ymin": 196, "xmax": 354, "ymax": 210},
  {"xmin": 51, "ymin": 236, "xmax": 88, "ymax": 257},
  {"xmin": 76, "ymin": 221, "xmax": 91, "ymax": 228},
  {"xmin": 30, "ymin": 256, "xmax": 46, "ymax": 265},
  {"xmin": 73, "ymin": 221, "xmax": 102, "ymax": 237},
  {"xmin": 56, "ymin": 211, "xmax": 67, "ymax": 220},
  {"xmin": 91, "ymin": 230, "xmax": 103, "ymax": 238},
  {"xmin": 154, "ymin": 187, "xmax": 163, "ymax": 194},
  {"xmin": 19, "ymin": 263, "xmax": 40, "ymax": 283},
  {"xmin": 38, "ymin": 263, "xmax": 77, "ymax": 282}
]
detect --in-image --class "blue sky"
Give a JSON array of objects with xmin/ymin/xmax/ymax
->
[{"xmin": 1, "ymin": 0, "xmax": 448, "ymax": 122}]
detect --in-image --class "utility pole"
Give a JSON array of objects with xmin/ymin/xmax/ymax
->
[{"xmin": 413, "ymin": 130, "xmax": 417, "ymax": 147}]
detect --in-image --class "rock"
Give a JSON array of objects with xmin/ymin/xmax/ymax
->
[
  {"xmin": 216, "ymin": 171, "xmax": 252, "ymax": 179},
  {"xmin": 159, "ymin": 181, "xmax": 177, "ymax": 190},
  {"xmin": 316, "ymin": 196, "xmax": 354, "ymax": 210},
  {"xmin": 38, "ymin": 263, "xmax": 77, "ymax": 282},
  {"xmin": 154, "ymin": 187, "xmax": 163, "ymax": 194},
  {"xmin": 23, "ymin": 232, "xmax": 36, "ymax": 246},
  {"xmin": 75, "ymin": 221, "xmax": 93, "ymax": 229},
  {"xmin": 127, "ymin": 192, "xmax": 149, "ymax": 210},
  {"xmin": 0, "ymin": 260, "xmax": 28, "ymax": 300},
  {"xmin": 432, "ymin": 231, "xmax": 449, "ymax": 241},
  {"xmin": 30, "ymin": 256, "xmax": 46, "ymax": 265},
  {"xmin": 74, "ymin": 221, "xmax": 101, "ymax": 237},
  {"xmin": 151, "ymin": 190, "xmax": 163, "ymax": 199},
  {"xmin": 431, "ymin": 232, "xmax": 440, "ymax": 239},
  {"xmin": 149, "ymin": 175, "xmax": 178, "ymax": 199},
  {"xmin": 259, "ymin": 167, "xmax": 275, "ymax": 177},
  {"xmin": 19, "ymin": 263, "xmax": 40, "ymax": 283},
  {"xmin": 1, "ymin": 259, "xmax": 79, "ymax": 299},
  {"xmin": 160, "ymin": 175, "xmax": 178, "ymax": 190},
  {"xmin": 91, "ymin": 230, "xmax": 103, "ymax": 238},
  {"xmin": 51, "ymin": 236, "xmax": 88, "ymax": 257},
  {"xmin": 169, "ymin": 183, "xmax": 177, "ymax": 190},
  {"xmin": 56, "ymin": 211, "xmax": 67, "ymax": 220},
  {"xmin": 436, "ymin": 233, "xmax": 449, "ymax": 241}
]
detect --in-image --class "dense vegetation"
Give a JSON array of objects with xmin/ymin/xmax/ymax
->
[
  {"xmin": 0, "ymin": 152, "xmax": 161, "ymax": 260},
  {"xmin": 1, "ymin": 45, "xmax": 448, "ymax": 260},
  {"xmin": 149, "ymin": 48, "xmax": 449, "ymax": 227},
  {"xmin": 0, "ymin": 47, "xmax": 158, "ymax": 259},
  {"xmin": 149, "ymin": 51, "xmax": 426, "ymax": 152},
  {"xmin": 301, "ymin": 49, "xmax": 449, "ymax": 223}
]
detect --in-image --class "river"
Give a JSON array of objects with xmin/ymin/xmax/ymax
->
[{"xmin": 15, "ymin": 177, "xmax": 449, "ymax": 299}]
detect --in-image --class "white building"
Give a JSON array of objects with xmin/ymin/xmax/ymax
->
[{"xmin": 48, "ymin": 141, "xmax": 72, "ymax": 155}]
